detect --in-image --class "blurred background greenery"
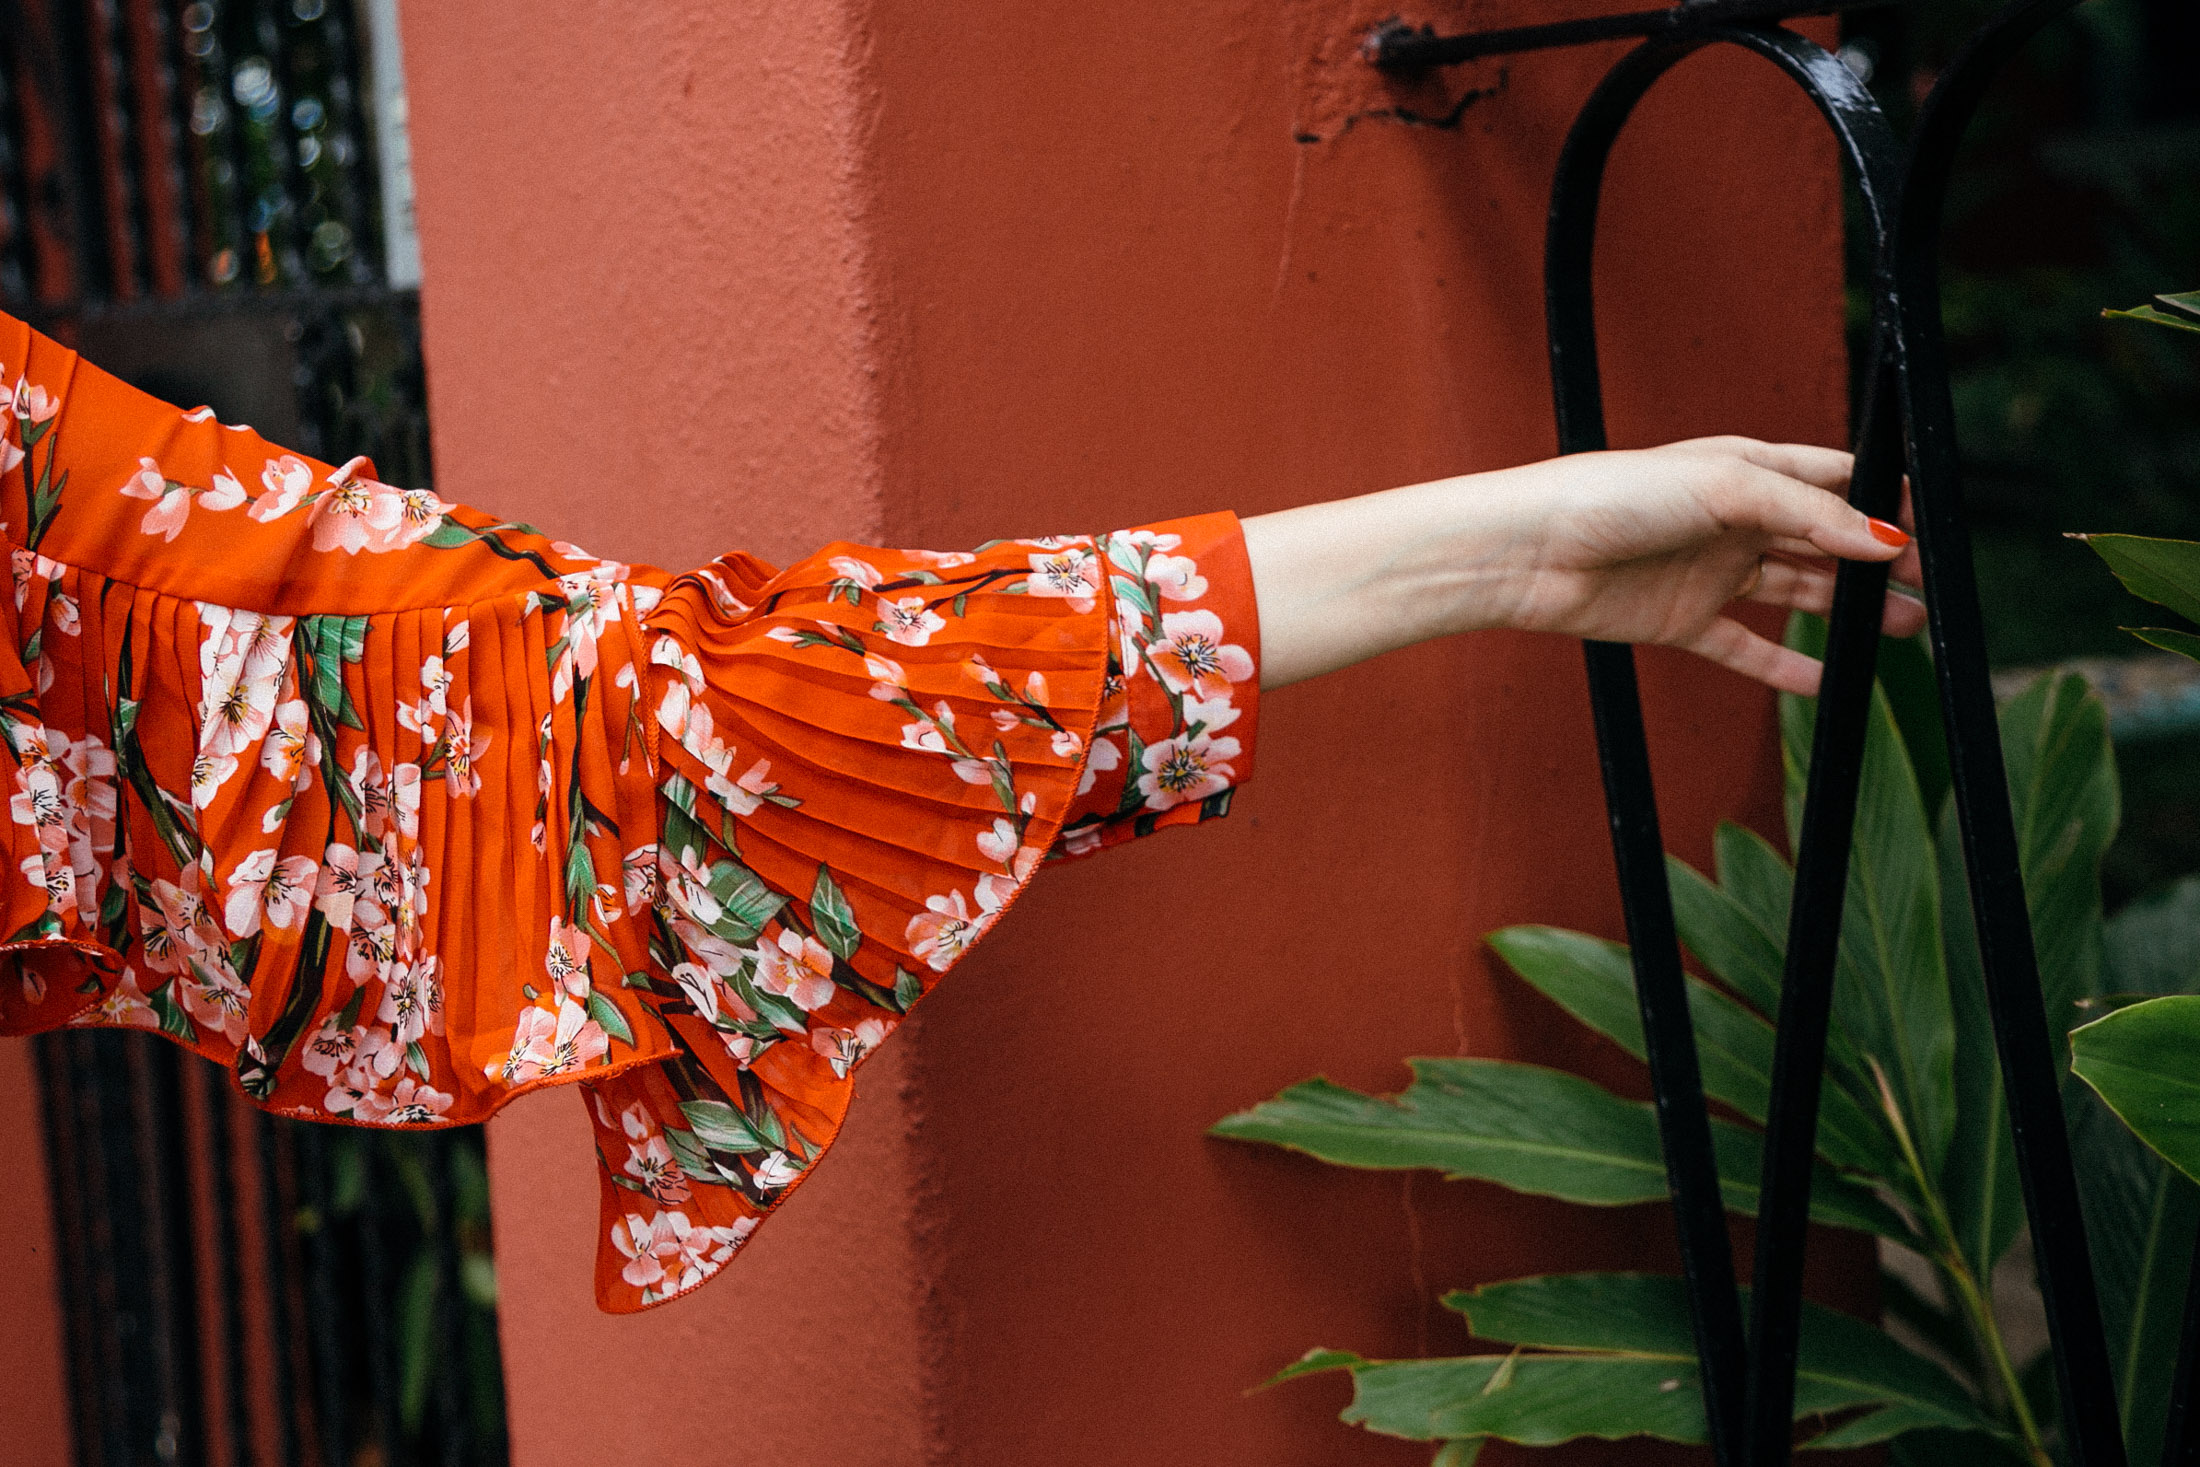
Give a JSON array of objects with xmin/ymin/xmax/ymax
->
[{"xmin": 1839, "ymin": 0, "xmax": 2200, "ymax": 907}]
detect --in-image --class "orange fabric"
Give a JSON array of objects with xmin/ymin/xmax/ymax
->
[{"xmin": 0, "ymin": 312, "xmax": 1259, "ymax": 1311}]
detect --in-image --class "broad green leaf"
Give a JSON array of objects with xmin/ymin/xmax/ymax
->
[
  {"xmin": 2070, "ymin": 1083, "xmax": 2200, "ymax": 1463},
  {"xmin": 2070, "ymin": 996, "xmax": 2200, "ymax": 1184},
  {"xmin": 1668, "ymin": 845, "xmax": 1784, "ymax": 1019},
  {"xmin": 2079, "ymin": 534, "xmax": 2200, "ymax": 627},
  {"xmin": 1287, "ymin": 1274, "xmax": 1997, "ymax": 1448},
  {"xmin": 680, "ymin": 1098, "xmax": 773, "ymax": 1155},
  {"xmin": 2103, "ymin": 294, "xmax": 2200, "ymax": 334},
  {"xmin": 810, "ymin": 864, "xmax": 862, "ymax": 960},
  {"xmin": 1999, "ymin": 671, "xmax": 2117, "ymax": 1044},
  {"xmin": 1666, "ymin": 843, "xmax": 1888, "ymax": 1150},
  {"xmin": 2104, "ymin": 876, "xmax": 2200, "ymax": 998},
  {"xmin": 585, "ymin": 990, "xmax": 635, "ymax": 1048},
  {"xmin": 1450, "ymin": 1274, "xmax": 1991, "ymax": 1433},
  {"xmin": 1211, "ymin": 1058, "xmax": 1901, "ymax": 1237},
  {"xmin": 1938, "ymin": 799, "xmax": 2023, "ymax": 1282},
  {"xmin": 2126, "ymin": 626, "xmax": 2200, "ymax": 662},
  {"xmin": 708, "ymin": 859, "xmax": 788, "ymax": 944},
  {"xmin": 1781, "ymin": 621, "xmax": 1955, "ymax": 1174},
  {"xmin": 1488, "ymin": 926, "xmax": 1895, "ymax": 1180},
  {"xmin": 420, "ymin": 516, "xmax": 476, "ymax": 548},
  {"xmin": 1942, "ymin": 672, "xmax": 2118, "ymax": 1279}
]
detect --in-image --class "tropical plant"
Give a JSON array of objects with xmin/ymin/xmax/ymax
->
[{"xmin": 1216, "ymin": 625, "xmax": 2200, "ymax": 1465}]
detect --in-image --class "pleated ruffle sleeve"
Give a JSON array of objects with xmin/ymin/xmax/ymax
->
[{"xmin": 0, "ymin": 311, "xmax": 1260, "ymax": 1311}]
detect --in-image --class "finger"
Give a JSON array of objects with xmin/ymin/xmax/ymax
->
[
  {"xmin": 1883, "ymin": 587, "xmax": 1927, "ymax": 637},
  {"xmin": 1743, "ymin": 560, "xmax": 1929, "ymax": 644},
  {"xmin": 1743, "ymin": 556, "xmax": 1836, "ymax": 615},
  {"xmin": 1705, "ymin": 461, "xmax": 1907, "ymax": 565},
  {"xmin": 1682, "ymin": 615, "xmax": 1823, "ymax": 696},
  {"xmin": 1722, "ymin": 437, "xmax": 1858, "ymax": 493}
]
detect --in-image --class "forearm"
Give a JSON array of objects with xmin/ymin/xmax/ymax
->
[
  {"xmin": 1240, "ymin": 467, "xmax": 1544, "ymax": 690},
  {"xmin": 1239, "ymin": 439, "xmax": 1920, "ymax": 697}
]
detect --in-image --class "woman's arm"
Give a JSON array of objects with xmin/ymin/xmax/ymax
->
[{"xmin": 1242, "ymin": 436, "xmax": 1923, "ymax": 696}]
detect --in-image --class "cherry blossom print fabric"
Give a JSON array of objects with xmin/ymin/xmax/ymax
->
[{"xmin": 0, "ymin": 312, "xmax": 1260, "ymax": 1312}]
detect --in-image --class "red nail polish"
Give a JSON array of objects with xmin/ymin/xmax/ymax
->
[{"xmin": 1866, "ymin": 518, "xmax": 1910, "ymax": 548}]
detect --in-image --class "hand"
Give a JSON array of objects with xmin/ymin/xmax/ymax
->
[{"xmin": 1240, "ymin": 436, "xmax": 1925, "ymax": 695}]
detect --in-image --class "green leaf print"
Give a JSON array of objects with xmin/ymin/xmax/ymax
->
[{"xmin": 810, "ymin": 865, "xmax": 862, "ymax": 961}]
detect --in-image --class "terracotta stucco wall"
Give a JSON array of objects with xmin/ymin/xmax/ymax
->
[{"xmin": 399, "ymin": 3, "xmax": 1857, "ymax": 1465}]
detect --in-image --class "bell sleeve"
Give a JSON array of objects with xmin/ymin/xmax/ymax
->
[{"xmin": 0, "ymin": 308, "xmax": 1262, "ymax": 1314}]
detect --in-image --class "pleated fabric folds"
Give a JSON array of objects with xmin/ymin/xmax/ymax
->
[{"xmin": 0, "ymin": 311, "xmax": 1260, "ymax": 1311}]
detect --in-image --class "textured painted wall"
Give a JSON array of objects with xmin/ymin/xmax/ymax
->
[{"xmin": 400, "ymin": 2, "xmax": 1861, "ymax": 1465}]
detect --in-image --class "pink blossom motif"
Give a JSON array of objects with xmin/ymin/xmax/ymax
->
[
  {"xmin": 348, "ymin": 748, "xmax": 391, "ymax": 839},
  {"xmin": 875, "ymin": 595, "xmax": 945, "ymax": 648},
  {"xmin": 1075, "ymin": 734, "xmax": 1123, "ymax": 797},
  {"xmin": 14, "ymin": 380, "xmax": 59, "ymax": 425},
  {"xmin": 205, "ymin": 468, "xmax": 247, "ymax": 511},
  {"xmin": 810, "ymin": 1017, "xmax": 892, "ymax": 1079},
  {"xmin": 143, "ymin": 866, "xmax": 224, "ymax": 975},
  {"xmin": 379, "ymin": 954, "xmax": 444, "ymax": 1045},
  {"xmin": 545, "ymin": 917, "xmax": 593, "ymax": 1000},
  {"xmin": 252, "ymin": 454, "xmax": 314, "ymax": 521},
  {"xmin": 224, "ymin": 848, "xmax": 319, "ymax": 937},
  {"xmin": 47, "ymin": 593, "xmax": 79, "ymax": 636},
  {"xmin": 364, "ymin": 1076, "xmax": 455, "ymax": 1126},
  {"xmin": 622, "ymin": 845, "xmax": 661, "ymax": 912},
  {"xmin": 611, "ymin": 1209, "xmax": 756, "ymax": 1297},
  {"xmin": 260, "ymin": 699, "xmax": 314, "ymax": 786},
  {"xmin": 443, "ymin": 700, "xmax": 490, "ymax": 798},
  {"xmin": 190, "ymin": 753, "xmax": 238, "ymax": 811},
  {"xmin": 19, "ymin": 848, "xmax": 71, "ymax": 912},
  {"xmin": 618, "ymin": 1107, "xmax": 692, "ymax": 1205},
  {"xmin": 86, "ymin": 969, "xmax": 159, "ymax": 1030},
  {"xmin": 489, "ymin": 998, "xmax": 609, "ymax": 1085},
  {"xmin": 550, "ymin": 566, "xmax": 624, "ymax": 700},
  {"xmin": 309, "ymin": 474, "xmax": 402, "ymax": 553},
  {"xmin": 828, "ymin": 555, "xmax": 883, "ymax": 589},
  {"xmin": 313, "ymin": 842, "xmax": 383, "ymax": 930},
  {"xmin": 10, "ymin": 764, "xmax": 64, "ymax": 841},
  {"xmin": 177, "ymin": 962, "xmax": 251, "ymax": 1045},
  {"xmin": 197, "ymin": 610, "xmax": 292, "ymax": 758},
  {"xmin": 756, "ymin": 930, "xmax": 837, "ymax": 1013},
  {"xmin": 1145, "ymin": 551, "xmax": 1207, "ymax": 601},
  {"xmin": 1180, "ymin": 691, "xmax": 1240, "ymax": 735},
  {"xmin": 906, "ymin": 881, "xmax": 1006, "ymax": 972},
  {"xmin": 1135, "ymin": 730, "xmax": 1241, "ymax": 811},
  {"xmin": 1025, "ymin": 546, "xmax": 1100, "ymax": 614},
  {"xmin": 302, "ymin": 1016, "xmax": 365, "ymax": 1079},
  {"xmin": 706, "ymin": 756, "xmax": 776, "ymax": 818},
  {"xmin": 1145, "ymin": 610, "xmax": 1254, "ymax": 701},
  {"xmin": 909, "ymin": 548, "xmax": 976, "ymax": 569},
  {"xmin": 899, "ymin": 714, "xmax": 955, "ymax": 756},
  {"xmin": 0, "ymin": 438, "xmax": 19, "ymax": 477},
  {"xmin": 670, "ymin": 960, "xmax": 756, "ymax": 1029},
  {"xmin": 120, "ymin": 458, "xmax": 192, "ymax": 541},
  {"xmin": 389, "ymin": 762, "xmax": 423, "ymax": 839},
  {"xmin": 753, "ymin": 1152, "xmax": 802, "ymax": 1190}
]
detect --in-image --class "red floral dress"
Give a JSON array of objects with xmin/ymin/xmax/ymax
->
[{"xmin": 0, "ymin": 311, "xmax": 1259, "ymax": 1311}]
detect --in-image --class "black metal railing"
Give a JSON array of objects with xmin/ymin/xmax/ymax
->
[
  {"xmin": 1373, "ymin": 1, "xmax": 2173, "ymax": 1464},
  {"xmin": 0, "ymin": 3, "xmax": 505, "ymax": 1466}
]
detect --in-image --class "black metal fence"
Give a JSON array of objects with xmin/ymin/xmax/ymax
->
[
  {"xmin": 1374, "ymin": 1, "xmax": 2182, "ymax": 1464},
  {"xmin": 0, "ymin": 3, "xmax": 506, "ymax": 1465}
]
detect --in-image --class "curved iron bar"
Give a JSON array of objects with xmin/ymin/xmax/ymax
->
[
  {"xmin": 1544, "ymin": 28, "xmax": 1905, "ymax": 1464},
  {"xmin": 1887, "ymin": 3, "xmax": 2127, "ymax": 1464}
]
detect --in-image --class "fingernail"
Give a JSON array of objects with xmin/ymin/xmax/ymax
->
[{"xmin": 1866, "ymin": 518, "xmax": 1910, "ymax": 547}]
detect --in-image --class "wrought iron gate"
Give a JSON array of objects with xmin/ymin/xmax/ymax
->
[
  {"xmin": 0, "ymin": 2, "xmax": 507, "ymax": 1465},
  {"xmin": 1370, "ymin": 1, "xmax": 2186, "ymax": 1463}
]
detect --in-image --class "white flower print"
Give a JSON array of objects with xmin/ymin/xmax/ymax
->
[
  {"xmin": 875, "ymin": 594, "xmax": 945, "ymax": 648},
  {"xmin": 260, "ymin": 699, "xmax": 314, "ymax": 786},
  {"xmin": 1145, "ymin": 610, "xmax": 1254, "ymax": 701},
  {"xmin": 755, "ymin": 930, "xmax": 837, "ymax": 1013},
  {"xmin": 1025, "ymin": 546, "xmax": 1100, "ymax": 614},
  {"xmin": 224, "ymin": 848, "xmax": 319, "ymax": 937},
  {"xmin": 1134, "ymin": 730, "xmax": 1241, "ymax": 811},
  {"xmin": 252, "ymin": 453, "xmax": 313, "ymax": 521}
]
